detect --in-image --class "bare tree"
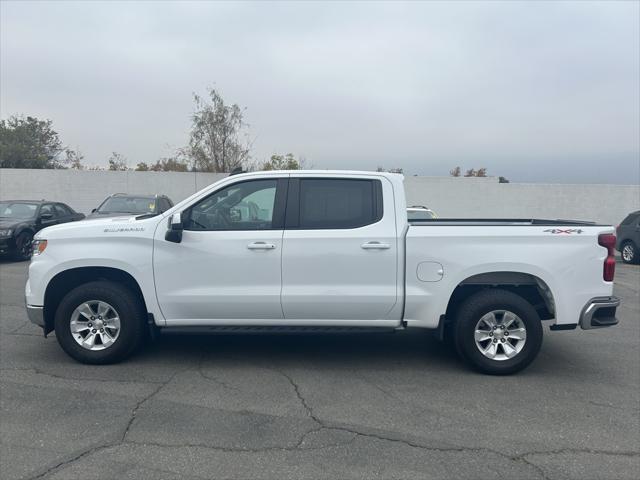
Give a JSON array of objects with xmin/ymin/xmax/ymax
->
[
  {"xmin": 186, "ymin": 88, "xmax": 251, "ymax": 172},
  {"xmin": 464, "ymin": 168, "xmax": 477, "ymax": 177},
  {"xmin": 67, "ymin": 149, "xmax": 84, "ymax": 170},
  {"xmin": 449, "ymin": 166, "xmax": 461, "ymax": 177},
  {"xmin": 108, "ymin": 152, "xmax": 129, "ymax": 171},
  {"xmin": 476, "ymin": 167, "xmax": 487, "ymax": 177}
]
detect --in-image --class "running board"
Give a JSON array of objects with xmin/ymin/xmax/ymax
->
[{"xmin": 160, "ymin": 325, "xmax": 399, "ymax": 336}]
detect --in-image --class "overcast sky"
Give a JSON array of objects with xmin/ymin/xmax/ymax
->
[{"xmin": 1, "ymin": 1, "xmax": 638, "ymax": 184}]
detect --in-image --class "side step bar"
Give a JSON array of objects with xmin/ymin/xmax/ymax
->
[{"xmin": 160, "ymin": 325, "xmax": 399, "ymax": 336}]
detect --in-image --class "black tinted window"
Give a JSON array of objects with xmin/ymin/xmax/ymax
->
[
  {"xmin": 621, "ymin": 213, "xmax": 639, "ymax": 225},
  {"xmin": 40, "ymin": 204, "xmax": 57, "ymax": 218},
  {"xmin": 298, "ymin": 179, "xmax": 382, "ymax": 229},
  {"xmin": 54, "ymin": 204, "xmax": 72, "ymax": 216},
  {"xmin": 158, "ymin": 198, "xmax": 170, "ymax": 212}
]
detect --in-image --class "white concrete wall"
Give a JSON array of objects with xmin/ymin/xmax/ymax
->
[
  {"xmin": 404, "ymin": 176, "xmax": 640, "ymax": 225},
  {"xmin": 1, "ymin": 169, "xmax": 638, "ymax": 225}
]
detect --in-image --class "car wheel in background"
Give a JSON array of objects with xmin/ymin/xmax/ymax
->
[
  {"xmin": 14, "ymin": 232, "xmax": 33, "ymax": 261},
  {"xmin": 621, "ymin": 242, "xmax": 638, "ymax": 264},
  {"xmin": 454, "ymin": 289, "xmax": 543, "ymax": 375},
  {"xmin": 54, "ymin": 281, "xmax": 145, "ymax": 364}
]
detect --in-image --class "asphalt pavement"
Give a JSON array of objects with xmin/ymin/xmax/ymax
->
[{"xmin": 1, "ymin": 259, "xmax": 638, "ymax": 479}]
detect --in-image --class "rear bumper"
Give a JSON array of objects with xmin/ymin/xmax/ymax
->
[{"xmin": 579, "ymin": 296, "xmax": 620, "ymax": 330}]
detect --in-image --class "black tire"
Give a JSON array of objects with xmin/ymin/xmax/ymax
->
[
  {"xmin": 620, "ymin": 241, "xmax": 638, "ymax": 264},
  {"xmin": 454, "ymin": 289, "xmax": 543, "ymax": 375},
  {"xmin": 54, "ymin": 281, "xmax": 145, "ymax": 364},
  {"xmin": 14, "ymin": 231, "xmax": 33, "ymax": 261}
]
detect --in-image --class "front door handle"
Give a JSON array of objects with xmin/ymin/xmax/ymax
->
[
  {"xmin": 361, "ymin": 241, "xmax": 391, "ymax": 250},
  {"xmin": 247, "ymin": 242, "xmax": 276, "ymax": 250}
]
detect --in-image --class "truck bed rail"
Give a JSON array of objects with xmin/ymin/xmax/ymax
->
[{"xmin": 408, "ymin": 218, "xmax": 600, "ymax": 227}]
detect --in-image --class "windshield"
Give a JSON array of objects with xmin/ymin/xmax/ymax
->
[
  {"xmin": 0, "ymin": 202, "xmax": 38, "ymax": 219},
  {"xmin": 97, "ymin": 197, "xmax": 156, "ymax": 214}
]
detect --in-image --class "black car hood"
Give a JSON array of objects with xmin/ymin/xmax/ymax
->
[{"xmin": 0, "ymin": 218, "xmax": 32, "ymax": 230}]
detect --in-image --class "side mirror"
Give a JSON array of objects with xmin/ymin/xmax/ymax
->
[
  {"xmin": 165, "ymin": 212, "xmax": 183, "ymax": 243},
  {"xmin": 40, "ymin": 212, "xmax": 53, "ymax": 221}
]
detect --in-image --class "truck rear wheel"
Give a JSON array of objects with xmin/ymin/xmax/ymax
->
[
  {"xmin": 454, "ymin": 289, "xmax": 543, "ymax": 375},
  {"xmin": 54, "ymin": 281, "xmax": 145, "ymax": 364},
  {"xmin": 621, "ymin": 241, "xmax": 637, "ymax": 264}
]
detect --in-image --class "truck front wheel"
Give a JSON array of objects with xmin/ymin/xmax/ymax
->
[
  {"xmin": 54, "ymin": 281, "xmax": 145, "ymax": 364},
  {"xmin": 454, "ymin": 289, "xmax": 543, "ymax": 375}
]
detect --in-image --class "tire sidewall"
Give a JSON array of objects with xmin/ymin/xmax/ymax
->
[
  {"xmin": 54, "ymin": 281, "xmax": 143, "ymax": 364},
  {"xmin": 455, "ymin": 290, "xmax": 543, "ymax": 375},
  {"xmin": 15, "ymin": 231, "xmax": 33, "ymax": 261}
]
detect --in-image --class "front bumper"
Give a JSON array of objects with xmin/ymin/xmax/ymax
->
[
  {"xmin": 26, "ymin": 304, "xmax": 45, "ymax": 328},
  {"xmin": 579, "ymin": 296, "xmax": 620, "ymax": 330},
  {"xmin": 0, "ymin": 238, "xmax": 17, "ymax": 256}
]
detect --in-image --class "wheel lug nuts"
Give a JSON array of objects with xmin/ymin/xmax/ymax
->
[
  {"xmin": 92, "ymin": 329, "xmax": 97, "ymax": 333},
  {"xmin": 504, "ymin": 332, "xmax": 509, "ymax": 336},
  {"xmin": 500, "ymin": 338, "xmax": 506, "ymax": 342},
  {"xmin": 493, "ymin": 338, "xmax": 497, "ymax": 343},
  {"xmin": 88, "ymin": 323, "xmax": 92, "ymax": 327},
  {"xmin": 489, "ymin": 332, "xmax": 493, "ymax": 336},
  {"xmin": 91, "ymin": 316, "xmax": 95, "ymax": 320}
]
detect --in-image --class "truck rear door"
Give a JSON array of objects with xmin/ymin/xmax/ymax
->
[{"xmin": 280, "ymin": 174, "xmax": 399, "ymax": 321}]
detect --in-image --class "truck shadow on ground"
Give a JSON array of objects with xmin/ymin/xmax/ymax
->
[
  {"xmin": 136, "ymin": 329, "xmax": 465, "ymax": 372},
  {"xmin": 116, "ymin": 326, "xmax": 616, "ymax": 380}
]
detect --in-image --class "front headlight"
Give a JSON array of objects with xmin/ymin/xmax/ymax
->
[
  {"xmin": 32, "ymin": 239, "xmax": 47, "ymax": 256},
  {"xmin": 0, "ymin": 229, "xmax": 12, "ymax": 237}
]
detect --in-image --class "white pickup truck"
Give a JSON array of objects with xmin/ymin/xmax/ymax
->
[{"xmin": 25, "ymin": 171, "xmax": 620, "ymax": 374}]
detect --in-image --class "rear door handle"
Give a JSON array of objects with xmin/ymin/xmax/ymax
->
[
  {"xmin": 361, "ymin": 241, "xmax": 391, "ymax": 250},
  {"xmin": 247, "ymin": 242, "xmax": 276, "ymax": 250}
]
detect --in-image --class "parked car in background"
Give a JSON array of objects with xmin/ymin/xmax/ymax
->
[
  {"xmin": 616, "ymin": 210, "xmax": 640, "ymax": 264},
  {"xmin": 0, "ymin": 201, "xmax": 85, "ymax": 260},
  {"xmin": 87, "ymin": 194, "xmax": 174, "ymax": 219},
  {"xmin": 407, "ymin": 205, "xmax": 438, "ymax": 220}
]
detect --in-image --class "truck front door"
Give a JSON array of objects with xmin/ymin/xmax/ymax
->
[{"xmin": 153, "ymin": 177, "xmax": 288, "ymax": 323}]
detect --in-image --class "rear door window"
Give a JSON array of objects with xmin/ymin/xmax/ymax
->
[{"xmin": 290, "ymin": 178, "xmax": 382, "ymax": 229}]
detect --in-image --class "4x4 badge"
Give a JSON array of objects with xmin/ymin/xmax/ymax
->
[{"xmin": 543, "ymin": 229, "xmax": 584, "ymax": 234}]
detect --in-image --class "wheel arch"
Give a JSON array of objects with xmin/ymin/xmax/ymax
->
[
  {"xmin": 444, "ymin": 271, "xmax": 556, "ymax": 326},
  {"xmin": 43, "ymin": 266, "xmax": 147, "ymax": 335}
]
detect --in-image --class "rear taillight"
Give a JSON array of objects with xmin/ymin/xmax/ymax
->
[{"xmin": 598, "ymin": 233, "xmax": 616, "ymax": 282}]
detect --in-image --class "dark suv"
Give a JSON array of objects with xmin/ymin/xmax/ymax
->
[
  {"xmin": 616, "ymin": 211, "xmax": 640, "ymax": 264},
  {"xmin": 87, "ymin": 194, "xmax": 174, "ymax": 219}
]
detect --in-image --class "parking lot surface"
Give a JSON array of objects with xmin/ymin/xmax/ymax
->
[{"xmin": 1, "ymin": 259, "xmax": 638, "ymax": 480}]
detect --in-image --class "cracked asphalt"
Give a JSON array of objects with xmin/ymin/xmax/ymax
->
[{"xmin": 1, "ymin": 259, "xmax": 638, "ymax": 479}]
